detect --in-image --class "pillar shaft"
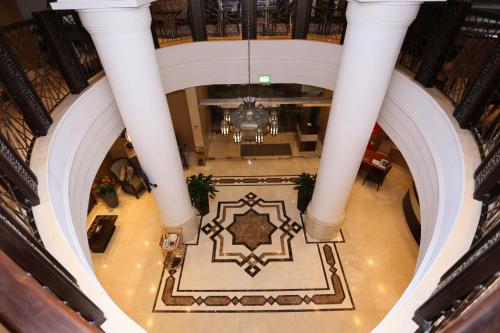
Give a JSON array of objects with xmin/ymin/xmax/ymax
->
[
  {"xmin": 306, "ymin": 1, "xmax": 421, "ymax": 240},
  {"xmin": 77, "ymin": 7, "xmax": 197, "ymax": 240}
]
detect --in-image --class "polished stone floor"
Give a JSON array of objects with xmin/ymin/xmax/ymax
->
[
  {"xmin": 89, "ymin": 157, "xmax": 418, "ymax": 332},
  {"xmin": 154, "ymin": 180, "xmax": 353, "ymax": 313},
  {"xmin": 207, "ymin": 133, "xmax": 322, "ymax": 159}
]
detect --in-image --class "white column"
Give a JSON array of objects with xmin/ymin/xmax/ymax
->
[
  {"xmin": 305, "ymin": 0, "xmax": 421, "ymax": 240},
  {"xmin": 56, "ymin": 3, "xmax": 197, "ymax": 241}
]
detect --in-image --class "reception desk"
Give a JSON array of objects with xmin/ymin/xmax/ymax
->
[
  {"xmin": 296, "ymin": 122, "xmax": 320, "ymax": 152},
  {"xmin": 362, "ymin": 149, "xmax": 390, "ymax": 171}
]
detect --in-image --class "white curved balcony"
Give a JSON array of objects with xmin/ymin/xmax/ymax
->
[{"xmin": 30, "ymin": 40, "xmax": 481, "ymax": 332}]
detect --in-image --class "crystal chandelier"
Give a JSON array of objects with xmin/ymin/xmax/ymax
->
[
  {"xmin": 220, "ymin": 97, "xmax": 279, "ymax": 144},
  {"xmin": 219, "ymin": 12, "xmax": 278, "ymax": 144}
]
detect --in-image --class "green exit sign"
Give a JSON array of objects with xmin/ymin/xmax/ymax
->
[{"xmin": 259, "ymin": 75, "xmax": 272, "ymax": 84}]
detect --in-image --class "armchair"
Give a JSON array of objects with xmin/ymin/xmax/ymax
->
[{"xmin": 109, "ymin": 158, "xmax": 146, "ymax": 199}]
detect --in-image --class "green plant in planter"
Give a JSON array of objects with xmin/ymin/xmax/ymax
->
[
  {"xmin": 187, "ymin": 173, "xmax": 218, "ymax": 215},
  {"xmin": 294, "ymin": 173, "xmax": 316, "ymax": 213},
  {"xmin": 93, "ymin": 176, "xmax": 118, "ymax": 208}
]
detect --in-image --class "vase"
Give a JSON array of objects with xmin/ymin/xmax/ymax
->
[
  {"xmin": 100, "ymin": 191, "xmax": 119, "ymax": 208},
  {"xmin": 297, "ymin": 189, "xmax": 311, "ymax": 213},
  {"xmin": 196, "ymin": 193, "xmax": 210, "ymax": 216}
]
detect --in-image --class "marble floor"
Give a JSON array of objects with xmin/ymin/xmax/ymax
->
[
  {"xmin": 89, "ymin": 158, "xmax": 418, "ymax": 333},
  {"xmin": 154, "ymin": 179, "xmax": 353, "ymax": 313},
  {"xmin": 206, "ymin": 132, "xmax": 322, "ymax": 159}
]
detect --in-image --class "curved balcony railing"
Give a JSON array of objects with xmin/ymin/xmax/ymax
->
[
  {"xmin": 150, "ymin": 0, "xmax": 346, "ymax": 45},
  {"xmin": 435, "ymin": 9, "xmax": 500, "ymax": 106},
  {"xmin": 0, "ymin": 10, "xmax": 104, "ymax": 330},
  {"xmin": 397, "ymin": 2, "xmax": 500, "ymax": 332},
  {"xmin": 0, "ymin": 1, "xmax": 498, "ymax": 331}
]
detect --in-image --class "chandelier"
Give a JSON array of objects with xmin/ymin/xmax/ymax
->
[
  {"xmin": 219, "ymin": 12, "xmax": 278, "ymax": 144},
  {"xmin": 220, "ymin": 97, "xmax": 279, "ymax": 144}
]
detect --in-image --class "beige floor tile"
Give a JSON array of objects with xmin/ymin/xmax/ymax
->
[{"xmin": 89, "ymin": 158, "xmax": 417, "ymax": 332}]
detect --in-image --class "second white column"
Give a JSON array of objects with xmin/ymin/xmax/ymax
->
[{"xmin": 306, "ymin": 1, "xmax": 421, "ymax": 240}]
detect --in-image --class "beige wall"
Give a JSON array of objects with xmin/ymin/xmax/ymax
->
[
  {"xmin": 318, "ymin": 90, "xmax": 333, "ymax": 143},
  {"xmin": 185, "ymin": 87, "xmax": 203, "ymax": 150},
  {"xmin": 94, "ymin": 153, "xmax": 114, "ymax": 183},
  {"xmin": 185, "ymin": 86, "xmax": 211, "ymax": 165},
  {"xmin": 94, "ymin": 136, "xmax": 128, "ymax": 182},
  {"xmin": 166, "ymin": 90, "xmax": 195, "ymax": 151},
  {"xmin": 196, "ymin": 86, "xmax": 212, "ymax": 155},
  {"xmin": 108, "ymin": 136, "xmax": 128, "ymax": 160}
]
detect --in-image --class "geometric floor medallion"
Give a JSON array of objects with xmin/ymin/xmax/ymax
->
[
  {"xmin": 202, "ymin": 192, "xmax": 302, "ymax": 277},
  {"xmin": 153, "ymin": 176, "xmax": 354, "ymax": 313}
]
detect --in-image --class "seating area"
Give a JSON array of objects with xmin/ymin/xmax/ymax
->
[{"xmin": 109, "ymin": 158, "xmax": 147, "ymax": 199}]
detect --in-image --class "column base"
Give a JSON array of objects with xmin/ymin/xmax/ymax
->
[
  {"xmin": 304, "ymin": 208, "xmax": 345, "ymax": 241},
  {"xmin": 160, "ymin": 209, "xmax": 199, "ymax": 244}
]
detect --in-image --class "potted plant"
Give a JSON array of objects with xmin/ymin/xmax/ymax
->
[
  {"xmin": 93, "ymin": 176, "xmax": 119, "ymax": 208},
  {"xmin": 294, "ymin": 173, "xmax": 316, "ymax": 213},
  {"xmin": 187, "ymin": 173, "xmax": 218, "ymax": 216}
]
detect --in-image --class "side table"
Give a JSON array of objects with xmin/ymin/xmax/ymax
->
[
  {"xmin": 87, "ymin": 215, "xmax": 117, "ymax": 253},
  {"xmin": 159, "ymin": 228, "xmax": 185, "ymax": 270}
]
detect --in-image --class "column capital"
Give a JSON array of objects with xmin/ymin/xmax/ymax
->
[
  {"xmin": 76, "ymin": 6, "xmax": 152, "ymax": 35},
  {"xmin": 51, "ymin": 0, "xmax": 154, "ymax": 10},
  {"xmin": 51, "ymin": 0, "xmax": 154, "ymax": 35},
  {"xmin": 346, "ymin": 0, "xmax": 423, "ymax": 30}
]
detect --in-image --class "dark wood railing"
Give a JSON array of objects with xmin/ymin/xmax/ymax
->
[
  {"xmin": 474, "ymin": 194, "xmax": 499, "ymax": 244},
  {"xmin": 435, "ymin": 9, "xmax": 500, "ymax": 106},
  {"xmin": 437, "ymin": 273, "xmax": 500, "ymax": 333},
  {"xmin": 0, "ymin": 84, "xmax": 38, "ymax": 165},
  {"xmin": 0, "ymin": 250, "xmax": 102, "ymax": 333},
  {"xmin": 55, "ymin": 11, "xmax": 103, "ymax": 80},
  {"xmin": 398, "ymin": 2, "xmax": 447, "ymax": 74},
  {"xmin": 205, "ymin": 0, "xmax": 241, "ymax": 38},
  {"xmin": 308, "ymin": 0, "xmax": 346, "ymax": 43},
  {"xmin": 149, "ymin": 0, "xmax": 347, "ymax": 44},
  {"xmin": 0, "ymin": 9, "xmax": 104, "ymax": 330},
  {"xmin": 0, "ymin": 20, "xmax": 70, "ymax": 112},
  {"xmin": 400, "ymin": 2, "xmax": 500, "ymax": 332},
  {"xmin": 413, "ymin": 223, "xmax": 499, "ymax": 333},
  {"xmin": 151, "ymin": 0, "xmax": 193, "ymax": 46}
]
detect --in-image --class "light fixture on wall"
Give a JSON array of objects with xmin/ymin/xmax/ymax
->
[{"xmin": 219, "ymin": 10, "xmax": 278, "ymax": 144}]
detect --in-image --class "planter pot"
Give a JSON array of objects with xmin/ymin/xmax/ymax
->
[
  {"xmin": 297, "ymin": 190, "xmax": 312, "ymax": 213},
  {"xmin": 196, "ymin": 193, "xmax": 210, "ymax": 216},
  {"xmin": 100, "ymin": 191, "xmax": 119, "ymax": 208}
]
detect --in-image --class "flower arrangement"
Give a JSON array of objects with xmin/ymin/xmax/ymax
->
[{"xmin": 93, "ymin": 176, "xmax": 116, "ymax": 196}]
